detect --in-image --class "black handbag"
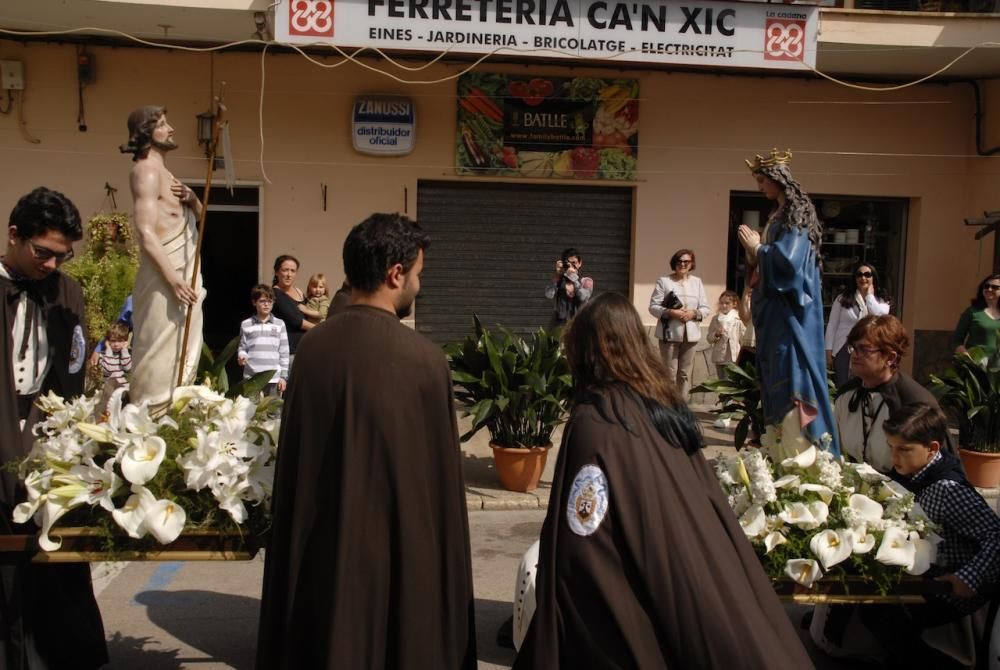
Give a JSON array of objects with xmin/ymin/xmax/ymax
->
[
  {"xmin": 659, "ymin": 290, "xmax": 684, "ymax": 341},
  {"xmin": 661, "ymin": 290, "xmax": 683, "ymax": 311}
]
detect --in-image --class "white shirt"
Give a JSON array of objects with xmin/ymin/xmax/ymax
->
[
  {"xmin": 824, "ymin": 292, "xmax": 890, "ymax": 355},
  {"xmin": 648, "ymin": 275, "xmax": 710, "ymax": 342},
  {"xmin": 0, "ymin": 262, "xmax": 49, "ymax": 395}
]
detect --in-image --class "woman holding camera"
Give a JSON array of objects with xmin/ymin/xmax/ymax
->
[{"xmin": 648, "ymin": 248, "xmax": 709, "ymax": 401}]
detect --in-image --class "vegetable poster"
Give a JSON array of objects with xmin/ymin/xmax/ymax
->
[{"xmin": 456, "ymin": 72, "xmax": 638, "ymax": 180}]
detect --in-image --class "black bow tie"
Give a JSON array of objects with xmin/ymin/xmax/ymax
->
[{"xmin": 847, "ymin": 385, "xmax": 873, "ymax": 414}]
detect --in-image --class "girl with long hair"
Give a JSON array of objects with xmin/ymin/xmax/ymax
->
[{"xmin": 514, "ymin": 292, "xmax": 812, "ymax": 670}]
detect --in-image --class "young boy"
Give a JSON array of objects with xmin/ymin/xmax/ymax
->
[
  {"xmin": 708, "ymin": 290, "xmax": 746, "ymax": 379},
  {"xmin": 237, "ymin": 284, "xmax": 290, "ymax": 396},
  {"xmin": 860, "ymin": 402, "xmax": 1000, "ymax": 666},
  {"xmin": 98, "ymin": 321, "xmax": 131, "ymax": 414}
]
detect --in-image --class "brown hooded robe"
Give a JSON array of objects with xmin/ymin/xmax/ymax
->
[
  {"xmin": 0, "ymin": 271, "xmax": 108, "ymax": 670},
  {"xmin": 255, "ymin": 305, "xmax": 477, "ymax": 669},
  {"xmin": 515, "ymin": 389, "xmax": 814, "ymax": 669}
]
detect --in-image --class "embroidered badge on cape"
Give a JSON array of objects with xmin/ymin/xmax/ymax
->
[
  {"xmin": 68, "ymin": 324, "xmax": 85, "ymax": 374},
  {"xmin": 566, "ymin": 464, "xmax": 609, "ymax": 536}
]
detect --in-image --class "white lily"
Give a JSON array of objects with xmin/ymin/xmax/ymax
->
[
  {"xmin": 65, "ymin": 458, "xmax": 122, "ymax": 511},
  {"xmin": 120, "ymin": 436, "xmax": 167, "ymax": 485},
  {"xmin": 880, "ymin": 480, "xmax": 909, "ymax": 500},
  {"xmin": 121, "ymin": 400, "xmax": 177, "ymax": 436},
  {"xmin": 848, "ymin": 493, "xmax": 884, "ymax": 524},
  {"xmin": 12, "ymin": 469, "xmax": 53, "ymax": 523},
  {"xmin": 739, "ymin": 505, "xmax": 767, "ymax": 538},
  {"xmin": 799, "ymin": 483, "xmax": 834, "ymax": 504},
  {"xmin": 875, "ymin": 527, "xmax": 916, "ymax": 568},
  {"xmin": 245, "ymin": 460, "xmax": 275, "ymax": 502},
  {"xmin": 172, "ymin": 384, "xmax": 225, "ymax": 411},
  {"xmin": 906, "ymin": 531, "xmax": 935, "ymax": 575},
  {"xmin": 764, "ymin": 531, "xmax": 787, "ymax": 554},
  {"xmin": 212, "ymin": 480, "xmax": 250, "ymax": 524},
  {"xmin": 810, "ymin": 529, "xmax": 854, "ymax": 570},
  {"xmin": 74, "ymin": 421, "xmax": 118, "ymax": 445},
  {"xmin": 143, "ymin": 498, "xmax": 186, "ymax": 544},
  {"xmin": 785, "ymin": 558, "xmax": 823, "ymax": 587}
]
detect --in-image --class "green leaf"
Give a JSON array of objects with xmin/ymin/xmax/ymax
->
[{"xmin": 230, "ymin": 369, "xmax": 277, "ymax": 398}]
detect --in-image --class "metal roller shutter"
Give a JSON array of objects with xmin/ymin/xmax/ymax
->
[{"xmin": 415, "ymin": 180, "xmax": 633, "ymax": 346}]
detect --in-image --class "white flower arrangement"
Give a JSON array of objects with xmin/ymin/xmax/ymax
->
[
  {"xmin": 716, "ymin": 413, "xmax": 938, "ymax": 592},
  {"xmin": 12, "ymin": 386, "xmax": 280, "ymax": 553}
]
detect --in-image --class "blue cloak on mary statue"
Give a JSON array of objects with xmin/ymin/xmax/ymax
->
[{"xmin": 739, "ymin": 151, "xmax": 840, "ymax": 456}]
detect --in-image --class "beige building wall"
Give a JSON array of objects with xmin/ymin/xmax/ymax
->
[{"xmin": 0, "ymin": 40, "xmax": 996, "ymax": 358}]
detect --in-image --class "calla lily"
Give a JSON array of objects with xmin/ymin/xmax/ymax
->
[
  {"xmin": 111, "ymin": 486, "xmax": 157, "ymax": 539},
  {"xmin": 764, "ymin": 531, "xmax": 787, "ymax": 554},
  {"xmin": 143, "ymin": 499, "xmax": 187, "ymax": 544},
  {"xmin": 848, "ymin": 493, "xmax": 884, "ymax": 523},
  {"xmin": 810, "ymin": 529, "xmax": 854, "ymax": 569},
  {"xmin": 852, "ymin": 463, "xmax": 889, "ymax": 483},
  {"xmin": 906, "ymin": 532, "xmax": 935, "ymax": 575},
  {"xmin": 778, "ymin": 502, "xmax": 815, "ymax": 528},
  {"xmin": 37, "ymin": 498, "xmax": 75, "ymax": 551},
  {"xmin": 875, "ymin": 527, "xmax": 915, "ymax": 568},
  {"xmin": 782, "ymin": 446, "xmax": 817, "ymax": 470},
  {"xmin": 851, "ymin": 529, "xmax": 877, "ymax": 554},
  {"xmin": 806, "ymin": 501, "xmax": 829, "ymax": 529},
  {"xmin": 120, "ymin": 436, "xmax": 166, "ymax": 485},
  {"xmin": 736, "ymin": 457, "xmax": 752, "ymax": 493},
  {"xmin": 880, "ymin": 480, "xmax": 909, "ymax": 500},
  {"xmin": 785, "ymin": 559, "xmax": 823, "ymax": 588},
  {"xmin": 773, "ymin": 474, "xmax": 800, "ymax": 489},
  {"xmin": 739, "ymin": 505, "xmax": 767, "ymax": 538},
  {"xmin": 799, "ymin": 483, "xmax": 834, "ymax": 504}
]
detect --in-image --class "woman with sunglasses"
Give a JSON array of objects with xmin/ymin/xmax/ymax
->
[
  {"xmin": 648, "ymin": 248, "xmax": 709, "ymax": 401},
  {"xmin": 951, "ymin": 273, "xmax": 1000, "ymax": 360},
  {"xmin": 824, "ymin": 262, "xmax": 891, "ymax": 388}
]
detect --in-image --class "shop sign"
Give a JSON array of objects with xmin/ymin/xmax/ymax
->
[
  {"xmin": 456, "ymin": 72, "xmax": 637, "ymax": 180},
  {"xmin": 277, "ymin": 0, "xmax": 817, "ymax": 71},
  {"xmin": 352, "ymin": 95, "xmax": 415, "ymax": 155}
]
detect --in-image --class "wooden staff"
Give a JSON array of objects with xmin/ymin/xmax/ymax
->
[{"xmin": 177, "ymin": 85, "xmax": 226, "ymax": 386}]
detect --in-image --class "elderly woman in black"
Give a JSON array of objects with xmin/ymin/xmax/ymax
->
[{"xmin": 833, "ymin": 314, "xmax": 954, "ymax": 474}]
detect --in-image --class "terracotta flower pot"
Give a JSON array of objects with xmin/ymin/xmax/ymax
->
[
  {"xmin": 490, "ymin": 443, "xmax": 550, "ymax": 492},
  {"xmin": 958, "ymin": 448, "xmax": 1000, "ymax": 489}
]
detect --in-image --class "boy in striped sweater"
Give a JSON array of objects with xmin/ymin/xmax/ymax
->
[
  {"xmin": 238, "ymin": 284, "xmax": 290, "ymax": 396},
  {"xmin": 97, "ymin": 321, "xmax": 132, "ymax": 415}
]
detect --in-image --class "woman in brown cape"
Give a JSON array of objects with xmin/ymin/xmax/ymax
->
[{"xmin": 514, "ymin": 292, "xmax": 813, "ymax": 669}]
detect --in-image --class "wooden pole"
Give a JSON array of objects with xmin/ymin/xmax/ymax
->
[{"xmin": 177, "ymin": 86, "xmax": 226, "ymax": 386}]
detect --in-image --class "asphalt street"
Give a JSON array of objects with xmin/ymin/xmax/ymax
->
[
  {"xmin": 94, "ymin": 510, "xmax": 546, "ymax": 670},
  {"xmin": 93, "ymin": 506, "xmax": 872, "ymax": 670}
]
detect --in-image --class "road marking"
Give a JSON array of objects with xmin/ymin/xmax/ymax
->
[{"xmin": 129, "ymin": 561, "xmax": 183, "ymax": 605}]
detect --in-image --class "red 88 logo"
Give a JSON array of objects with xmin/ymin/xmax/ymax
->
[
  {"xmin": 289, "ymin": 0, "xmax": 334, "ymax": 37},
  {"xmin": 763, "ymin": 19, "xmax": 805, "ymax": 62}
]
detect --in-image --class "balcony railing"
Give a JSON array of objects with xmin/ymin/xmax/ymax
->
[{"xmin": 847, "ymin": 0, "xmax": 998, "ymax": 11}]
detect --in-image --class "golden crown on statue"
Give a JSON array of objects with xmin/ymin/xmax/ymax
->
[{"xmin": 745, "ymin": 148, "xmax": 793, "ymax": 172}]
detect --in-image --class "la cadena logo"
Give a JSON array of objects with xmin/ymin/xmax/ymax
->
[
  {"xmin": 764, "ymin": 19, "xmax": 805, "ymax": 62},
  {"xmin": 289, "ymin": 0, "xmax": 334, "ymax": 37}
]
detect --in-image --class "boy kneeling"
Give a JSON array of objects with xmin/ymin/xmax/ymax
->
[{"xmin": 862, "ymin": 402, "xmax": 1000, "ymax": 668}]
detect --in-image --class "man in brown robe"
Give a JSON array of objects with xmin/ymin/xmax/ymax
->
[
  {"xmin": 256, "ymin": 213, "xmax": 477, "ymax": 669},
  {"xmin": 0, "ymin": 188, "xmax": 107, "ymax": 668}
]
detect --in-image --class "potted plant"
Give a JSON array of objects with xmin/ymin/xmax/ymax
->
[
  {"xmin": 691, "ymin": 360, "xmax": 765, "ymax": 449},
  {"xmin": 929, "ymin": 343, "xmax": 1000, "ymax": 488},
  {"xmin": 445, "ymin": 316, "xmax": 572, "ymax": 492}
]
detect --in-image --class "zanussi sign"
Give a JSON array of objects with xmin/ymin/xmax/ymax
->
[{"xmin": 276, "ymin": 0, "xmax": 818, "ymax": 71}]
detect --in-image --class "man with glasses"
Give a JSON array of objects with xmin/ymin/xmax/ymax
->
[
  {"xmin": 121, "ymin": 105, "xmax": 205, "ymax": 411},
  {"xmin": 0, "ymin": 187, "xmax": 108, "ymax": 668}
]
